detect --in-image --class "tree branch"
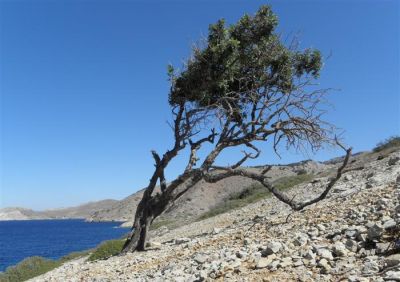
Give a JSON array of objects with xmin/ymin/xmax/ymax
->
[{"xmin": 204, "ymin": 143, "xmax": 352, "ymax": 211}]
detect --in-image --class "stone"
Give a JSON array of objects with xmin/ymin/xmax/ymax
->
[
  {"xmin": 362, "ymin": 261, "xmax": 380, "ymax": 275},
  {"xmin": 194, "ymin": 254, "xmax": 208, "ymax": 264},
  {"xmin": 227, "ymin": 259, "xmax": 241, "ymax": 269},
  {"xmin": 345, "ymin": 229, "xmax": 358, "ymax": 238},
  {"xmin": 175, "ymin": 238, "xmax": 191, "ymax": 244},
  {"xmin": 212, "ymin": 227, "xmax": 222, "ymax": 234},
  {"xmin": 267, "ymin": 260, "xmax": 280, "ymax": 271},
  {"xmin": 307, "ymin": 228, "xmax": 319, "ymax": 238},
  {"xmin": 344, "ymin": 174, "xmax": 353, "ymax": 181},
  {"xmin": 385, "ymin": 254, "xmax": 400, "ymax": 267},
  {"xmin": 293, "ymin": 233, "xmax": 309, "ymax": 247},
  {"xmin": 236, "ymin": 251, "xmax": 247, "ymax": 259},
  {"xmin": 146, "ymin": 241, "xmax": 162, "ymax": 249},
  {"xmin": 356, "ymin": 233, "xmax": 368, "ymax": 242},
  {"xmin": 367, "ymin": 223, "xmax": 384, "ymax": 241},
  {"xmin": 252, "ymin": 251, "xmax": 262, "ymax": 262},
  {"xmin": 317, "ymin": 258, "xmax": 331, "ymax": 274},
  {"xmin": 198, "ymin": 270, "xmax": 208, "ymax": 280},
  {"xmin": 317, "ymin": 248, "xmax": 333, "ymax": 261},
  {"xmin": 388, "ymin": 156, "xmax": 400, "ymax": 166},
  {"xmin": 302, "ymin": 250, "xmax": 316, "ymax": 260},
  {"xmin": 384, "ymin": 271, "xmax": 400, "ymax": 281},
  {"xmin": 256, "ymin": 257, "xmax": 273, "ymax": 269},
  {"xmin": 345, "ymin": 239, "xmax": 359, "ymax": 253},
  {"xmin": 243, "ymin": 238, "xmax": 251, "ymax": 245},
  {"xmin": 383, "ymin": 219, "xmax": 396, "ymax": 230},
  {"xmin": 293, "ymin": 259, "xmax": 303, "ymax": 267},
  {"xmin": 332, "ymin": 242, "xmax": 348, "ymax": 257},
  {"xmin": 317, "ymin": 224, "xmax": 326, "ymax": 232},
  {"xmin": 376, "ymin": 242, "xmax": 391, "ymax": 254},
  {"xmin": 279, "ymin": 257, "xmax": 292, "ymax": 268},
  {"xmin": 262, "ymin": 241, "xmax": 283, "ymax": 256}
]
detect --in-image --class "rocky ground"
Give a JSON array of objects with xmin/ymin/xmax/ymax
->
[{"xmin": 30, "ymin": 149, "xmax": 400, "ymax": 282}]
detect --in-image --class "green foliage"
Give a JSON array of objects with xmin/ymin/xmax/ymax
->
[
  {"xmin": 169, "ymin": 5, "xmax": 322, "ymax": 120},
  {"xmin": 373, "ymin": 136, "xmax": 400, "ymax": 153},
  {"xmin": 87, "ymin": 239, "xmax": 125, "ymax": 262},
  {"xmin": 150, "ymin": 219, "xmax": 176, "ymax": 231},
  {"xmin": 272, "ymin": 174, "xmax": 314, "ymax": 191},
  {"xmin": 0, "ymin": 257, "xmax": 61, "ymax": 282},
  {"xmin": 0, "ymin": 238, "xmax": 126, "ymax": 281},
  {"xmin": 198, "ymin": 174, "xmax": 314, "ymax": 220},
  {"xmin": 197, "ymin": 184, "xmax": 268, "ymax": 220},
  {"xmin": 59, "ymin": 250, "xmax": 91, "ymax": 262},
  {"xmin": 0, "ymin": 250, "xmax": 91, "ymax": 282}
]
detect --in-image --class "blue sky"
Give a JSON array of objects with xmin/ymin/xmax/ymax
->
[{"xmin": 1, "ymin": 0, "xmax": 399, "ymax": 210}]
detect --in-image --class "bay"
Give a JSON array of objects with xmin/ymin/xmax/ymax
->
[{"xmin": 0, "ymin": 219, "xmax": 129, "ymax": 271}]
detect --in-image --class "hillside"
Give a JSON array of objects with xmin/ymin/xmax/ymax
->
[
  {"xmin": 86, "ymin": 160, "xmax": 331, "ymax": 227},
  {"xmin": 29, "ymin": 146, "xmax": 400, "ymax": 281},
  {"xmin": 0, "ymin": 200, "xmax": 117, "ymax": 221}
]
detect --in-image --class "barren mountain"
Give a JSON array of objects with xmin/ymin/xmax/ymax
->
[{"xmin": 0, "ymin": 200, "xmax": 118, "ymax": 221}]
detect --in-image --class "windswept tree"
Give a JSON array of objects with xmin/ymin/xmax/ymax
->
[{"xmin": 122, "ymin": 5, "xmax": 351, "ymax": 253}]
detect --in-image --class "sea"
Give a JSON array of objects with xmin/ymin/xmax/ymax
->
[{"xmin": 0, "ymin": 219, "xmax": 130, "ymax": 272}]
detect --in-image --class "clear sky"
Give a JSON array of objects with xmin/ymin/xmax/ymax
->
[{"xmin": 1, "ymin": 0, "xmax": 399, "ymax": 210}]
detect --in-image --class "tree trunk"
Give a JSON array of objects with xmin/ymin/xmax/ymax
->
[
  {"xmin": 121, "ymin": 197, "xmax": 153, "ymax": 252},
  {"xmin": 121, "ymin": 193, "xmax": 169, "ymax": 253}
]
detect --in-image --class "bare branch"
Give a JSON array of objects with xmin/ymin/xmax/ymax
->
[{"xmin": 204, "ymin": 145, "xmax": 352, "ymax": 211}]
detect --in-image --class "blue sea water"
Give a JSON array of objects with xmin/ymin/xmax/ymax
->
[{"xmin": 0, "ymin": 219, "xmax": 130, "ymax": 272}]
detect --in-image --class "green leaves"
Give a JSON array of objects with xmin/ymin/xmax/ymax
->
[
  {"xmin": 293, "ymin": 49, "xmax": 322, "ymax": 78},
  {"xmin": 168, "ymin": 5, "xmax": 323, "ymax": 116}
]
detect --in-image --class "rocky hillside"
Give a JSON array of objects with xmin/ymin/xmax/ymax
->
[
  {"xmin": 0, "ymin": 208, "xmax": 45, "ymax": 221},
  {"xmin": 87, "ymin": 159, "xmax": 331, "ymax": 226},
  {"xmin": 29, "ymin": 148, "xmax": 400, "ymax": 281},
  {"xmin": 0, "ymin": 200, "xmax": 117, "ymax": 221}
]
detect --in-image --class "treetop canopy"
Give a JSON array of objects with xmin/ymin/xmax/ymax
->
[{"xmin": 168, "ymin": 5, "xmax": 322, "ymax": 115}]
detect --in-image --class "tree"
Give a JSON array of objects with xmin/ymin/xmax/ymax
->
[{"xmin": 121, "ymin": 5, "xmax": 351, "ymax": 253}]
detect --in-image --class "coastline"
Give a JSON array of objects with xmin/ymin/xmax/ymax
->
[{"xmin": 0, "ymin": 219, "xmax": 129, "ymax": 274}]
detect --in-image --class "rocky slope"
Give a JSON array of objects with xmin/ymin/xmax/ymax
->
[
  {"xmin": 29, "ymin": 148, "xmax": 400, "ymax": 281},
  {"xmin": 0, "ymin": 200, "xmax": 117, "ymax": 221}
]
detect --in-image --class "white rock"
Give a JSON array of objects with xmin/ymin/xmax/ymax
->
[
  {"xmin": 193, "ymin": 254, "xmax": 207, "ymax": 264},
  {"xmin": 317, "ymin": 248, "xmax": 333, "ymax": 261},
  {"xmin": 385, "ymin": 271, "xmax": 400, "ymax": 281},
  {"xmin": 263, "ymin": 241, "xmax": 283, "ymax": 256},
  {"xmin": 332, "ymin": 242, "xmax": 348, "ymax": 257},
  {"xmin": 212, "ymin": 227, "xmax": 222, "ymax": 234},
  {"xmin": 256, "ymin": 257, "xmax": 273, "ymax": 269}
]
